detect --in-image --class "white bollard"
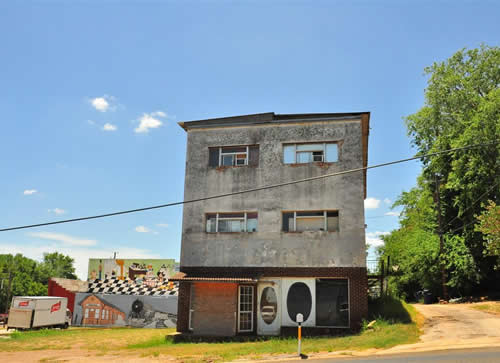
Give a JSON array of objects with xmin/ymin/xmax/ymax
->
[{"xmin": 296, "ymin": 313, "xmax": 304, "ymax": 356}]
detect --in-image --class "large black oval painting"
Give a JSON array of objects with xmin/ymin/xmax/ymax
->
[{"xmin": 286, "ymin": 282, "xmax": 312, "ymax": 322}]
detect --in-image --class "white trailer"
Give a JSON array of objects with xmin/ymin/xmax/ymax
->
[{"xmin": 7, "ymin": 296, "xmax": 71, "ymax": 330}]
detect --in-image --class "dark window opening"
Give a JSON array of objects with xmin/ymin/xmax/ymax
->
[
  {"xmin": 316, "ymin": 279, "xmax": 348, "ymax": 327},
  {"xmin": 206, "ymin": 212, "xmax": 258, "ymax": 233},
  {"xmin": 283, "ymin": 210, "xmax": 339, "ymax": 232}
]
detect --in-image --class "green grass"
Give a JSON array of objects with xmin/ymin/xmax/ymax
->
[
  {"xmin": 470, "ymin": 302, "xmax": 500, "ymax": 315},
  {"xmin": 124, "ymin": 296, "xmax": 423, "ymax": 361},
  {"xmin": 0, "ymin": 297, "xmax": 423, "ymax": 361},
  {"xmin": 10, "ymin": 328, "xmax": 73, "ymax": 341},
  {"xmin": 0, "ymin": 327, "xmax": 175, "ymax": 352}
]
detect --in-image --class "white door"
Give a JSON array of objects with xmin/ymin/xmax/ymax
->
[{"xmin": 257, "ymin": 279, "xmax": 281, "ymax": 335}]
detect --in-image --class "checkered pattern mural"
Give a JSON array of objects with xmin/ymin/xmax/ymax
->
[{"xmin": 87, "ymin": 277, "xmax": 178, "ymax": 296}]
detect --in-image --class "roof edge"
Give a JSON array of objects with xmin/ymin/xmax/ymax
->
[{"xmin": 178, "ymin": 112, "xmax": 370, "ymax": 131}]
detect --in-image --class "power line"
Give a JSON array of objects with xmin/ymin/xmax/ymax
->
[
  {"xmin": 449, "ymin": 219, "xmax": 478, "ymax": 235},
  {"xmin": 1, "ymin": 141, "xmax": 498, "ymax": 233},
  {"xmin": 366, "ymin": 214, "xmax": 401, "ymax": 219},
  {"xmin": 443, "ymin": 180, "xmax": 500, "ymax": 231}
]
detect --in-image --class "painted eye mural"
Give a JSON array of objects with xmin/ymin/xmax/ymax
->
[
  {"xmin": 286, "ymin": 282, "xmax": 312, "ymax": 322},
  {"xmin": 260, "ymin": 287, "xmax": 278, "ymax": 324}
]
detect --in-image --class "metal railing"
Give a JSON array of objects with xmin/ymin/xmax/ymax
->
[{"xmin": 366, "ymin": 256, "xmax": 390, "ymax": 276}]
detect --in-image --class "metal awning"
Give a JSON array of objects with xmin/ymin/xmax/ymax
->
[{"xmin": 169, "ymin": 272, "xmax": 257, "ymax": 283}]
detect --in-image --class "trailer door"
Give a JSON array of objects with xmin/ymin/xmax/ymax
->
[{"xmin": 33, "ymin": 299, "xmax": 67, "ymax": 328}]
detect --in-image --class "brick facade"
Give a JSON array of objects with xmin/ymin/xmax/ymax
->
[
  {"xmin": 48, "ymin": 279, "xmax": 76, "ymax": 313},
  {"xmin": 191, "ymin": 282, "xmax": 238, "ymax": 336},
  {"xmin": 177, "ymin": 266, "xmax": 368, "ymax": 334}
]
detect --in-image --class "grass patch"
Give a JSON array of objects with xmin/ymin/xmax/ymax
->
[
  {"xmin": 470, "ymin": 302, "xmax": 500, "ymax": 315},
  {"xmin": 0, "ymin": 327, "xmax": 175, "ymax": 352},
  {"xmin": 124, "ymin": 296, "xmax": 423, "ymax": 361},
  {"xmin": 0, "ymin": 296, "xmax": 423, "ymax": 361}
]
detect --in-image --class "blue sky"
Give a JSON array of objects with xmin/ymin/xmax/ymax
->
[{"xmin": 1, "ymin": 1, "xmax": 498, "ymax": 279}]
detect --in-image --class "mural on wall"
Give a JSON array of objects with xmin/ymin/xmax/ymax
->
[
  {"xmin": 73, "ymin": 293, "xmax": 178, "ymax": 328},
  {"xmin": 80, "ymin": 294, "xmax": 126, "ymax": 326},
  {"xmin": 87, "ymin": 258, "xmax": 179, "ymax": 284}
]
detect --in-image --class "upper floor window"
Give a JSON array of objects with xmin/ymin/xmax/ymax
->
[
  {"xmin": 206, "ymin": 212, "xmax": 258, "ymax": 233},
  {"xmin": 283, "ymin": 142, "xmax": 338, "ymax": 164},
  {"xmin": 282, "ymin": 210, "xmax": 339, "ymax": 232},
  {"xmin": 208, "ymin": 145, "xmax": 259, "ymax": 167}
]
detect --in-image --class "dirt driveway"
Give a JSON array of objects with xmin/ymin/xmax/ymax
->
[{"xmin": 383, "ymin": 303, "xmax": 500, "ymax": 354}]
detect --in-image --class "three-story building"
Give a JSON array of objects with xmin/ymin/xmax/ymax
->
[{"xmin": 174, "ymin": 112, "xmax": 370, "ymax": 336}]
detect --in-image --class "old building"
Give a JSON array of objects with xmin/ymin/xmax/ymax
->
[{"xmin": 173, "ymin": 112, "xmax": 370, "ymax": 336}]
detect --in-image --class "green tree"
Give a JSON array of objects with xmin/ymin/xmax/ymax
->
[
  {"xmin": 379, "ymin": 180, "xmax": 441, "ymax": 299},
  {"xmin": 404, "ymin": 44, "xmax": 500, "ymax": 287},
  {"xmin": 476, "ymin": 201, "xmax": 500, "ymax": 268},
  {"xmin": 36, "ymin": 252, "xmax": 77, "ymax": 284},
  {"xmin": 0, "ymin": 252, "xmax": 76, "ymax": 312},
  {"xmin": 380, "ymin": 45, "xmax": 499, "ymax": 299}
]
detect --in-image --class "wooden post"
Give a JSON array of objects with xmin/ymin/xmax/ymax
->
[
  {"xmin": 435, "ymin": 174, "xmax": 448, "ymax": 301},
  {"xmin": 380, "ymin": 259, "xmax": 385, "ymax": 295},
  {"xmin": 6, "ymin": 270, "xmax": 12, "ymax": 314}
]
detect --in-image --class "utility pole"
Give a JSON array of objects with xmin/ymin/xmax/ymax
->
[{"xmin": 434, "ymin": 174, "xmax": 448, "ymax": 301}]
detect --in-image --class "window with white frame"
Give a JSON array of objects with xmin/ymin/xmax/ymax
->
[
  {"xmin": 208, "ymin": 145, "xmax": 259, "ymax": 167},
  {"xmin": 238, "ymin": 285, "xmax": 254, "ymax": 332},
  {"xmin": 282, "ymin": 211, "xmax": 339, "ymax": 232},
  {"xmin": 283, "ymin": 142, "xmax": 338, "ymax": 164},
  {"xmin": 206, "ymin": 212, "xmax": 258, "ymax": 233},
  {"xmin": 188, "ymin": 284, "xmax": 194, "ymax": 331}
]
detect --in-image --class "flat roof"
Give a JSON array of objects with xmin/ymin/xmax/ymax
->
[
  {"xmin": 178, "ymin": 112, "xmax": 369, "ymax": 131},
  {"xmin": 178, "ymin": 112, "xmax": 370, "ymax": 198}
]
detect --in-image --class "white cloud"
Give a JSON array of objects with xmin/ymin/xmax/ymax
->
[
  {"xmin": 90, "ymin": 96, "xmax": 114, "ymax": 112},
  {"xmin": 102, "ymin": 123, "xmax": 117, "ymax": 131},
  {"xmin": 156, "ymin": 223, "xmax": 170, "ymax": 228},
  {"xmin": 151, "ymin": 111, "xmax": 167, "ymax": 117},
  {"xmin": 135, "ymin": 226, "xmax": 150, "ymax": 233},
  {"xmin": 23, "ymin": 189, "xmax": 37, "ymax": 195},
  {"xmin": 384, "ymin": 211, "xmax": 401, "ymax": 217},
  {"xmin": 364, "ymin": 197, "xmax": 381, "ymax": 209},
  {"xmin": 48, "ymin": 208, "xmax": 66, "ymax": 215},
  {"xmin": 28, "ymin": 232, "xmax": 97, "ymax": 247},
  {"xmin": 90, "ymin": 97, "xmax": 109, "ymax": 112},
  {"xmin": 383, "ymin": 198, "xmax": 392, "ymax": 205},
  {"xmin": 134, "ymin": 111, "xmax": 166, "ymax": 133},
  {"xmin": 366, "ymin": 231, "xmax": 390, "ymax": 247},
  {"xmin": 0, "ymin": 242, "xmax": 160, "ymax": 280}
]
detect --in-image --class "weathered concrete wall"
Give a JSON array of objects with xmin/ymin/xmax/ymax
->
[
  {"xmin": 181, "ymin": 119, "xmax": 366, "ymax": 268},
  {"xmin": 191, "ymin": 282, "xmax": 237, "ymax": 336}
]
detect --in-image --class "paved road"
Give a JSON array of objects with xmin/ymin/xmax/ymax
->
[
  {"xmin": 292, "ymin": 348, "xmax": 500, "ymax": 362},
  {"xmin": 279, "ymin": 304, "xmax": 500, "ymax": 362},
  {"xmin": 413, "ymin": 303, "xmax": 500, "ymax": 342},
  {"xmin": 376, "ymin": 303, "xmax": 500, "ymax": 355}
]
